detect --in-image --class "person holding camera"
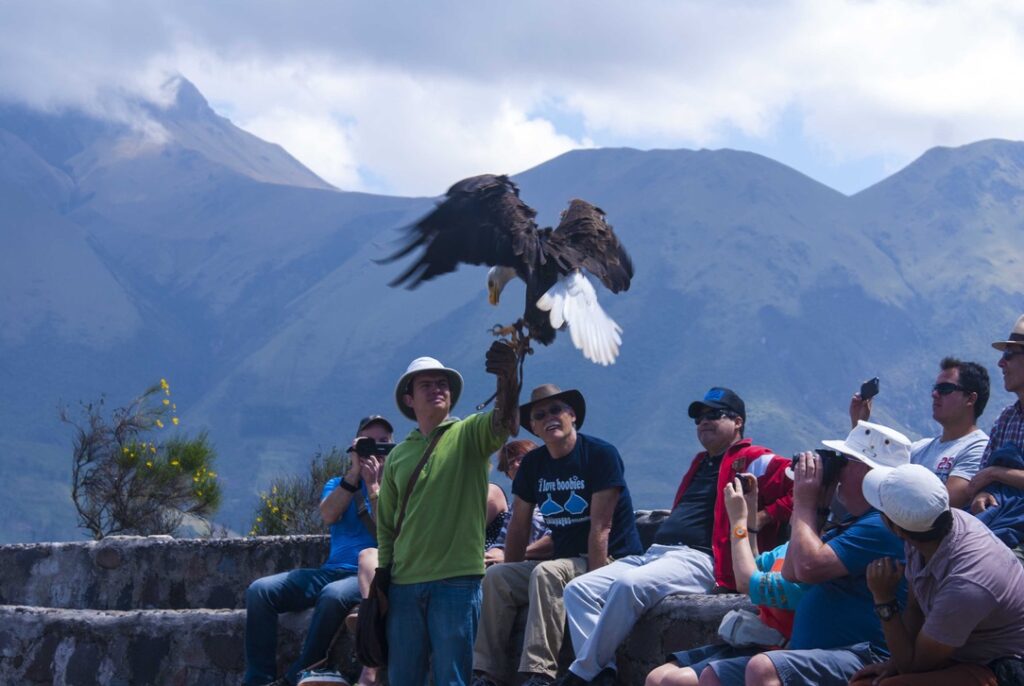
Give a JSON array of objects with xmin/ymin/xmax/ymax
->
[
  {"xmin": 243, "ymin": 415, "xmax": 395, "ymax": 686},
  {"xmin": 646, "ymin": 464, "xmax": 835, "ymax": 686},
  {"xmin": 547, "ymin": 387, "xmax": 791, "ymax": 686},
  {"xmin": 850, "ymin": 359, "xmax": 990, "ymax": 509},
  {"xmin": 700, "ymin": 421, "xmax": 911, "ymax": 686}
]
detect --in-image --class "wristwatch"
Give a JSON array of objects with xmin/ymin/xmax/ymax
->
[
  {"xmin": 339, "ymin": 478, "xmax": 360, "ymax": 493},
  {"xmin": 874, "ymin": 600, "xmax": 900, "ymax": 622},
  {"xmin": 732, "ymin": 525, "xmax": 748, "ymax": 539}
]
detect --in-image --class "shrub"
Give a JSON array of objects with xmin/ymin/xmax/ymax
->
[
  {"xmin": 61, "ymin": 379, "xmax": 221, "ymax": 539},
  {"xmin": 249, "ymin": 447, "xmax": 346, "ymax": 536}
]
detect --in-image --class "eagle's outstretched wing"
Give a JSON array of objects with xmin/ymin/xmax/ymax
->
[
  {"xmin": 380, "ymin": 174, "xmax": 542, "ymax": 288},
  {"xmin": 543, "ymin": 199, "xmax": 633, "ymax": 293}
]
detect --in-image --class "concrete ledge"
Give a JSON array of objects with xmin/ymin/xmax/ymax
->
[
  {"xmin": 0, "ymin": 605, "xmax": 358, "ymax": 686},
  {"xmin": 0, "ymin": 535, "xmax": 328, "ymax": 610},
  {"xmin": 616, "ymin": 593, "xmax": 754, "ymax": 685}
]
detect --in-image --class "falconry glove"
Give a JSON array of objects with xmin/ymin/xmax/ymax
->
[{"xmin": 486, "ymin": 340, "xmax": 521, "ymax": 435}]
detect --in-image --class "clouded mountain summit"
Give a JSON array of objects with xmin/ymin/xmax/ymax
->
[{"xmin": 1, "ymin": 79, "xmax": 1021, "ymax": 543}]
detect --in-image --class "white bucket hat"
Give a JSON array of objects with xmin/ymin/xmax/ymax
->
[
  {"xmin": 822, "ymin": 420, "xmax": 911, "ymax": 470},
  {"xmin": 394, "ymin": 357, "xmax": 464, "ymax": 420},
  {"xmin": 862, "ymin": 464, "xmax": 949, "ymax": 532}
]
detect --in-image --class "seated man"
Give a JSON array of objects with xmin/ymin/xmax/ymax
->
[
  {"xmin": 472, "ymin": 385, "xmax": 643, "ymax": 686},
  {"xmin": 555, "ymin": 387, "xmax": 792, "ymax": 685},
  {"xmin": 851, "ymin": 358, "xmax": 990, "ymax": 508},
  {"xmin": 698, "ymin": 420, "xmax": 911, "ymax": 686},
  {"xmin": 971, "ymin": 314, "xmax": 1024, "ymax": 514},
  {"xmin": 243, "ymin": 415, "xmax": 393, "ymax": 686},
  {"xmin": 851, "ymin": 463, "xmax": 1024, "ymax": 686},
  {"xmin": 646, "ymin": 470, "xmax": 820, "ymax": 686}
]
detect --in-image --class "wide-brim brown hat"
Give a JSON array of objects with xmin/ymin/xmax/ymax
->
[
  {"xmin": 519, "ymin": 384, "xmax": 586, "ymax": 437},
  {"xmin": 992, "ymin": 314, "xmax": 1024, "ymax": 351}
]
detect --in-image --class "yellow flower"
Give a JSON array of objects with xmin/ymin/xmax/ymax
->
[
  {"xmin": 272, "ymin": 485, "xmax": 278, "ymax": 495},
  {"xmin": 256, "ymin": 516, "xmax": 263, "ymax": 523},
  {"xmin": 272, "ymin": 506, "xmax": 279, "ymax": 514},
  {"xmin": 170, "ymin": 460, "xmax": 180, "ymax": 467},
  {"xmin": 172, "ymin": 417, "xmax": 179, "ymax": 426},
  {"xmin": 193, "ymin": 476, "xmax": 199, "ymax": 482},
  {"xmin": 208, "ymin": 471, "xmax": 217, "ymax": 478},
  {"xmin": 162, "ymin": 399, "xmax": 170, "ymax": 406},
  {"xmin": 146, "ymin": 460, "xmax": 153, "ymax": 468},
  {"xmin": 150, "ymin": 445, "xmax": 156, "ymax": 453},
  {"xmin": 122, "ymin": 447, "xmax": 129, "ymax": 454},
  {"xmin": 155, "ymin": 419, "xmax": 164, "ymax": 428},
  {"xmin": 160, "ymin": 378, "xmax": 169, "ymax": 391},
  {"xmin": 197, "ymin": 490, "xmax": 203, "ymax": 497}
]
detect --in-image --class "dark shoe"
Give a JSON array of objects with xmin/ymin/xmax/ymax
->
[
  {"xmin": 521, "ymin": 674, "xmax": 555, "ymax": 686},
  {"xmin": 549, "ymin": 671, "xmax": 586, "ymax": 686},
  {"xmin": 471, "ymin": 674, "xmax": 500, "ymax": 686},
  {"xmin": 590, "ymin": 668, "xmax": 617, "ymax": 686}
]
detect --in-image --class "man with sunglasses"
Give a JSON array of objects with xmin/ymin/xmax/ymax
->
[
  {"xmin": 850, "ymin": 358, "xmax": 990, "ymax": 509},
  {"xmin": 971, "ymin": 314, "xmax": 1024, "ymax": 514},
  {"xmin": 550, "ymin": 387, "xmax": 792, "ymax": 686},
  {"xmin": 473, "ymin": 384, "xmax": 642, "ymax": 686}
]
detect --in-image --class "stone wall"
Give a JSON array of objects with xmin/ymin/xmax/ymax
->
[{"xmin": 0, "ymin": 514, "xmax": 752, "ymax": 685}]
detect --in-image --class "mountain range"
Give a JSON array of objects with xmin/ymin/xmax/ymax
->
[{"xmin": 1, "ymin": 77, "xmax": 1021, "ymax": 543}]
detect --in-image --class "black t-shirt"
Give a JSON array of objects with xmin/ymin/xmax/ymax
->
[
  {"xmin": 652, "ymin": 453, "xmax": 722, "ymax": 553},
  {"xmin": 512, "ymin": 433, "xmax": 643, "ymax": 559}
]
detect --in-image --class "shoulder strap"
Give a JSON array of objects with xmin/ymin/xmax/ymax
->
[{"xmin": 393, "ymin": 423, "xmax": 451, "ymax": 543}]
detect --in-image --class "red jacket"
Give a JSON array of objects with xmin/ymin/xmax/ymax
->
[{"xmin": 673, "ymin": 438, "xmax": 793, "ymax": 591}]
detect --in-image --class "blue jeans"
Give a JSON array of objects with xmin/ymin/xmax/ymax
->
[
  {"xmin": 386, "ymin": 576, "xmax": 483, "ymax": 686},
  {"xmin": 244, "ymin": 567, "xmax": 361, "ymax": 686}
]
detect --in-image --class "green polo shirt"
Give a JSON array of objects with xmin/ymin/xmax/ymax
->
[{"xmin": 377, "ymin": 411, "xmax": 506, "ymax": 584}]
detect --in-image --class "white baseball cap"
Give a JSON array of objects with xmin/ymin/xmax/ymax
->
[
  {"xmin": 822, "ymin": 420, "xmax": 912, "ymax": 470},
  {"xmin": 862, "ymin": 464, "xmax": 950, "ymax": 532},
  {"xmin": 394, "ymin": 356, "xmax": 464, "ymax": 420}
]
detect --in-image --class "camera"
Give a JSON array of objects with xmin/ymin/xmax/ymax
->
[
  {"xmin": 351, "ymin": 437, "xmax": 396, "ymax": 458},
  {"xmin": 816, "ymin": 449, "xmax": 848, "ymax": 488},
  {"xmin": 789, "ymin": 449, "xmax": 849, "ymax": 488}
]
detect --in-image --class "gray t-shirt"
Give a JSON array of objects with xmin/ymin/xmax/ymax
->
[
  {"xmin": 907, "ymin": 509, "xmax": 1024, "ymax": 662},
  {"xmin": 910, "ymin": 429, "xmax": 988, "ymax": 483}
]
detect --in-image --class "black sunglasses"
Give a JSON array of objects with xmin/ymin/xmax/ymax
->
[
  {"xmin": 932, "ymin": 382, "xmax": 967, "ymax": 396},
  {"xmin": 694, "ymin": 409, "xmax": 736, "ymax": 425},
  {"xmin": 531, "ymin": 404, "xmax": 569, "ymax": 422},
  {"xmin": 1002, "ymin": 348, "xmax": 1024, "ymax": 362}
]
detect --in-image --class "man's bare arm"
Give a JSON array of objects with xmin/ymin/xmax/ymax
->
[
  {"xmin": 504, "ymin": 496, "xmax": 535, "ymax": 563},
  {"xmin": 587, "ymin": 487, "xmax": 620, "ymax": 572}
]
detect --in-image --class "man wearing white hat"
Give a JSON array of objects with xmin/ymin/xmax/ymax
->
[
  {"xmin": 971, "ymin": 314, "xmax": 1024, "ymax": 514},
  {"xmin": 710, "ymin": 421, "xmax": 911, "ymax": 686},
  {"xmin": 377, "ymin": 345, "xmax": 520, "ymax": 686},
  {"xmin": 850, "ymin": 464, "xmax": 1024, "ymax": 686}
]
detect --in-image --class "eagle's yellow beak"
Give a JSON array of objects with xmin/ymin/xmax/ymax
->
[{"xmin": 488, "ymin": 284, "xmax": 500, "ymax": 306}]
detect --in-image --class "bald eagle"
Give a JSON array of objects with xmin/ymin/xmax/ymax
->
[{"xmin": 381, "ymin": 174, "xmax": 633, "ymax": 365}]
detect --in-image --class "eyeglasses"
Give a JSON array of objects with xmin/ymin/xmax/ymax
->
[
  {"xmin": 531, "ymin": 404, "xmax": 569, "ymax": 422},
  {"xmin": 932, "ymin": 382, "xmax": 967, "ymax": 396},
  {"xmin": 1002, "ymin": 348, "xmax": 1024, "ymax": 362},
  {"xmin": 694, "ymin": 409, "xmax": 735, "ymax": 425}
]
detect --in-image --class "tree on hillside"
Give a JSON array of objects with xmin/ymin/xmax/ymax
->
[
  {"xmin": 249, "ymin": 448, "xmax": 345, "ymax": 536},
  {"xmin": 60, "ymin": 379, "xmax": 221, "ymax": 539}
]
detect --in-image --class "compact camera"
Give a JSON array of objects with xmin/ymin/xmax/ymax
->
[{"xmin": 350, "ymin": 437, "xmax": 396, "ymax": 458}]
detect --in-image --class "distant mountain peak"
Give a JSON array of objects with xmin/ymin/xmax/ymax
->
[{"xmin": 158, "ymin": 76, "xmax": 212, "ymax": 120}]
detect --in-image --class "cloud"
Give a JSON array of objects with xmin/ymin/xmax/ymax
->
[{"xmin": 3, "ymin": 1, "xmax": 1024, "ymax": 194}]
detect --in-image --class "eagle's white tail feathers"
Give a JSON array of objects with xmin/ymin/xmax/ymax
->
[{"xmin": 536, "ymin": 271, "xmax": 622, "ymax": 365}]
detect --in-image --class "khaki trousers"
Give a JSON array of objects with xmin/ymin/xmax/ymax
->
[{"xmin": 473, "ymin": 557, "xmax": 588, "ymax": 681}]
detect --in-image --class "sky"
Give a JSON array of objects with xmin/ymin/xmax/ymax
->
[{"xmin": 2, "ymin": 0, "xmax": 1024, "ymax": 197}]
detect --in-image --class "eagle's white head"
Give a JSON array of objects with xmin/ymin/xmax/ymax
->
[{"xmin": 486, "ymin": 266, "xmax": 518, "ymax": 305}]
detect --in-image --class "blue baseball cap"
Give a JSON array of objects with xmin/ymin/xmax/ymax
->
[{"xmin": 687, "ymin": 387, "xmax": 746, "ymax": 421}]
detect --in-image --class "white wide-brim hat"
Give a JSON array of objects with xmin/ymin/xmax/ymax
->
[
  {"xmin": 862, "ymin": 464, "xmax": 949, "ymax": 532},
  {"xmin": 821, "ymin": 420, "xmax": 912, "ymax": 470},
  {"xmin": 394, "ymin": 356, "xmax": 464, "ymax": 420},
  {"xmin": 992, "ymin": 314, "xmax": 1024, "ymax": 351}
]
